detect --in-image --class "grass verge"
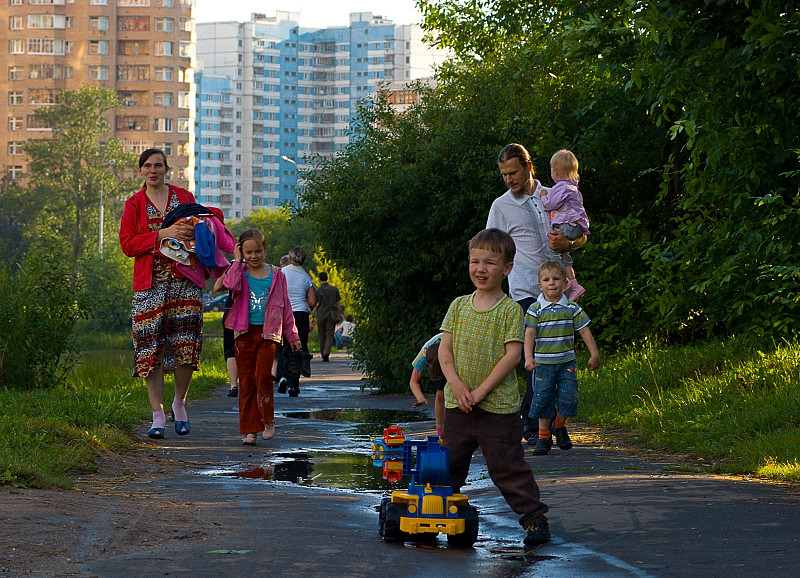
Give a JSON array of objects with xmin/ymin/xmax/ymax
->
[
  {"xmin": 578, "ymin": 336, "xmax": 800, "ymax": 481},
  {"xmin": 0, "ymin": 321, "xmax": 226, "ymax": 489}
]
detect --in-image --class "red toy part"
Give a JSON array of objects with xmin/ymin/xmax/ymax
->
[{"xmin": 382, "ymin": 425, "xmax": 405, "ymax": 447}]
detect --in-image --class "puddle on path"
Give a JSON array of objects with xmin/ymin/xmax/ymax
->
[
  {"xmin": 279, "ymin": 408, "xmax": 430, "ymax": 436},
  {"xmin": 201, "ymin": 450, "xmax": 406, "ymax": 492}
]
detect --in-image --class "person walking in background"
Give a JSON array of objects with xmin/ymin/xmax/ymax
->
[
  {"xmin": 314, "ymin": 271, "xmax": 342, "ymax": 362},
  {"xmin": 275, "ymin": 246, "xmax": 317, "ymax": 397},
  {"xmin": 524, "ymin": 261, "xmax": 600, "ymax": 455},
  {"xmin": 223, "ymin": 229, "xmax": 300, "ymax": 445},
  {"xmin": 438, "ymin": 228, "xmax": 551, "ymax": 547},
  {"xmin": 540, "ymin": 150, "xmax": 590, "ymax": 301},
  {"xmin": 408, "ymin": 333, "xmax": 446, "ymax": 437},
  {"xmin": 119, "ymin": 148, "xmax": 203, "ymax": 440},
  {"xmin": 213, "ymin": 269, "xmax": 239, "ymax": 398},
  {"xmin": 487, "ymin": 143, "xmax": 587, "ymax": 441}
]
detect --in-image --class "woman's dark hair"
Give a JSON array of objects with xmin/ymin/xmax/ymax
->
[{"xmin": 139, "ymin": 147, "xmax": 169, "ymax": 170}]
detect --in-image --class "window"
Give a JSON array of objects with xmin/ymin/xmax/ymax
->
[
  {"xmin": 10, "ymin": 0, "xmax": 23, "ymax": 5},
  {"xmin": 89, "ymin": 40, "xmax": 108, "ymax": 55},
  {"xmin": 154, "ymin": 92, "xmax": 172, "ymax": 106},
  {"xmin": 9, "ymin": 16, "xmax": 24, "ymax": 29},
  {"xmin": 178, "ymin": 118, "xmax": 190, "ymax": 132},
  {"xmin": 156, "ymin": 0, "xmax": 173, "ymax": 6},
  {"xmin": 117, "ymin": 40, "xmax": 148, "ymax": 55},
  {"xmin": 29, "ymin": 89, "xmax": 62, "ymax": 105},
  {"xmin": 90, "ymin": 0, "xmax": 108, "ymax": 4},
  {"xmin": 116, "ymin": 116, "xmax": 147, "ymax": 130},
  {"xmin": 154, "ymin": 67, "xmax": 172, "ymax": 81},
  {"xmin": 27, "ymin": 38, "xmax": 66, "ymax": 54},
  {"xmin": 89, "ymin": 66, "xmax": 108, "ymax": 80},
  {"xmin": 179, "ymin": 41, "xmax": 192, "ymax": 58},
  {"xmin": 154, "ymin": 18, "xmax": 173, "ymax": 32},
  {"xmin": 8, "ymin": 166, "xmax": 24, "ymax": 180},
  {"xmin": 178, "ymin": 67, "xmax": 191, "ymax": 83},
  {"xmin": 116, "ymin": 65, "xmax": 149, "ymax": 81},
  {"xmin": 8, "ymin": 142, "xmax": 23, "ymax": 156},
  {"xmin": 177, "ymin": 91, "xmax": 190, "ymax": 108},
  {"xmin": 29, "ymin": 63, "xmax": 67, "ymax": 79},
  {"xmin": 117, "ymin": 0, "xmax": 150, "ymax": 5},
  {"xmin": 154, "ymin": 41, "xmax": 172, "ymax": 56},
  {"xmin": 8, "ymin": 117, "xmax": 23, "ymax": 131},
  {"xmin": 118, "ymin": 16, "xmax": 149, "ymax": 31},
  {"xmin": 29, "ymin": 0, "xmax": 66, "ymax": 4},
  {"xmin": 9, "ymin": 40, "xmax": 24, "ymax": 54},
  {"xmin": 9, "ymin": 92, "xmax": 23, "ymax": 105},
  {"xmin": 153, "ymin": 118, "xmax": 173, "ymax": 132},
  {"xmin": 89, "ymin": 16, "xmax": 109, "ymax": 31},
  {"xmin": 155, "ymin": 142, "xmax": 173, "ymax": 156},
  {"xmin": 28, "ymin": 14, "xmax": 66, "ymax": 28}
]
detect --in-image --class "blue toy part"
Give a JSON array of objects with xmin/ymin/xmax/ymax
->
[{"xmin": 402, "ymin": 436, "xmax": 450, "ymax": 486}]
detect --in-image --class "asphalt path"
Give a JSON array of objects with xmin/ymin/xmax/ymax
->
[{"xmin": 79, "ymin": 353, "xmax": 800, "ymax": 576}]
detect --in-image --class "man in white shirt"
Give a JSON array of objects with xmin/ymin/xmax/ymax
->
[{"xmin": 486, "ymin": 143, "xmax": 586, "ymax": 440}]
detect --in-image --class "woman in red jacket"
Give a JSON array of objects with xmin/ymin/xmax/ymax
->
[{"xmin": 119, "ymin": 148, "xmax": 201, "ymax": 440}]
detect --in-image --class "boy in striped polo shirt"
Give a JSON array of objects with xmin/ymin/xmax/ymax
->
[{"xmin": 524, "ymin": 261, "xmax": 601, "ymax": 455}]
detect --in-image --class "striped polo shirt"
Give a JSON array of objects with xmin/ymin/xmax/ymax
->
[{"xmin": 524, "ymin": 294, "xmax": 590, "ymax": 364}]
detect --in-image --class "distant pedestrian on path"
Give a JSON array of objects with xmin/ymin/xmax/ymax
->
[
  {"xmin": 438, "ymin": 228, "xmax": 551, "ymax": 547},
  {"xmin": 524, "ymin": 261, "xmax": 601, "ymax": 455},
  {"xmin": 314, "ymin": 271, "xmax": 342, "ymax": 362},
  {"xmin": 334, "ymin": 314, "xmax": 356, "ymax": 350},
  {"xmin": 408, "ymin": 333, "xmax": 445, "ymax": 437},
  {"xmin": 224, "ymin": 229, "xmax": 300, "ymax": 445},
  {"xmin": 214, "ymin": 266, "xmax": 239, "ymax": 398}
]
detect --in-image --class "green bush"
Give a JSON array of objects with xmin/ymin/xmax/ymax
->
[{"xmin": 0, "ymin": 241, "xmax": 83, "ymax": 389}]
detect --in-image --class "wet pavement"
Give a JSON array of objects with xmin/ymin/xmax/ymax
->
[{"xmin": 85, "ymin": 353, "xmax": 798, "ymax": 576}]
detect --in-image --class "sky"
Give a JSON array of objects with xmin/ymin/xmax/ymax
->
[{"xmin": 193, "ymin": 0, "xmax": 424, "ymax": 29}]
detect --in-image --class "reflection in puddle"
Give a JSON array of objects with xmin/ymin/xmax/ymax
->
[{"xmin": 202, "ymin": 450, "xmax": 403, "ymax": 491}]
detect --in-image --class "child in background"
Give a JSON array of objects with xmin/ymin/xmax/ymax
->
[
  {"xmin": 334, "ymin": 314, "xmax": 356, "ymax": 350},
  {"xmin": 408, "ymin": 333, "xmax": 445, "ymax": 437},
  {"xmin": 524, "ymin": 261, "xmax": 601, "ymax": 455},
  {"xmin": 438, "ymin": 228, "xmax": 551, "ymax": 547},
  {"xmin": 540, "ymin": 149, "xmax": 590, "ymax": 301},
  {"xmin": 224, "ymin": 229, "xmax": 301, "ymax": 445}
]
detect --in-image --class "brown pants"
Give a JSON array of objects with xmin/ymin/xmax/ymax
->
[
  {"xmin": 443, "ymin": 406, "xmax": 549, "ymax": 529},
  {"xmin": 235, "ymin": 325, "xmax": 277, "ymax": 434},
  {"xmin": 316, "ymin": 315, "xmax": 337, "ymax": 359}
]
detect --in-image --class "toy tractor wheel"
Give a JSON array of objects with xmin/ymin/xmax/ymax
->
[
  {"xmin": 447, "ymin": 505, "xmax": 479, "ymax": 547},
  {"xmin": 379, "ymin": 497, "xmax": 408, "ymax": 543}
]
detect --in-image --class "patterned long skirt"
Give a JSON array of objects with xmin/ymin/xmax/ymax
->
[{"xmin": 131, "ymin": 263, "xmax": 203, "ymax": 378}]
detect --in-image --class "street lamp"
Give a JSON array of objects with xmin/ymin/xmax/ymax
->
[
  {"xmin": 99, "ymin": 159, "xmax": 116, "ymax": 256},
  {"xmin": 280, "ymin": 155, "xmax": 297, "ymax": 166}
]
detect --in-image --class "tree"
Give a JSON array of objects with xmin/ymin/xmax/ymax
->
[
  {"xmin": 20, "ymin": 85, "xmax": 137, "ymax": 269},
  {"xmin": 228, "ymin": 207, "xmax": 317, "ymax": 272}
]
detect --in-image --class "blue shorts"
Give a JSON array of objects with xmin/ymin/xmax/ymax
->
[{"xmin": 528, "ymin": 360, "xmax": 579, "ymax": 418}]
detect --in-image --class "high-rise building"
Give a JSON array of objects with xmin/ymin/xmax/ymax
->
[
  {"xmin": 0, "ymin": 0, "xmax": 196, "ymax": 189},
  {"xmin": 195, "ymin": 11, "xmax": 448, "ymax": 217}
]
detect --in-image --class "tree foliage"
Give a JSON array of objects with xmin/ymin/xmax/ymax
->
[
  {"xmin": 292, "ymin": 0, "xmax": 800, "ymax": 390},
  {"xmin": 14, "ymin": 85, "xmax": 137, "ymax": 268},
  {"xmin": 0, "ymin": 239, "xmax": 84, "ymax": 389}
]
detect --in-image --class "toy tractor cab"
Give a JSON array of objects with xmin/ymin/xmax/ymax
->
[{"xmin": 377, "ymin": 432, "xmax": 479, "ymax": 547}]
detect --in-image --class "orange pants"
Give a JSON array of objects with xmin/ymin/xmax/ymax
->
[{"xmin": 235, "ymin": 325, "xmax": 278, "ymax": 434}]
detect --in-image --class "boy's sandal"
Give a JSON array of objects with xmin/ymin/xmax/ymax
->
[{"xmin": 242, "ymin": 433, "xmax": 257, "ymax": 445}]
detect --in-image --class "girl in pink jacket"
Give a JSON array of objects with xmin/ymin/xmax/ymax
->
[{"xmin": 224, "ymin": 229, "xmax": 300, "ymax": 444}]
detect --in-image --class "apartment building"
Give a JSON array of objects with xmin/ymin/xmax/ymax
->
[
  {"xmin": 0, "ymin": 0, "xmax": 196, "ymax": 189},
  {"xmin": 195, "ymin": 11, "xmax": 448, "ymax": 217}
]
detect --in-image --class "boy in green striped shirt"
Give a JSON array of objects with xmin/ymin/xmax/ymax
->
[{"xmin": 524, "ymin": 261, "xmax": 601, "ymax": 455}]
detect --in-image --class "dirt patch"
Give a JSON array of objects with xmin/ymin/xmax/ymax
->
[{"xmin": 0, "ymin": 444, "xmax": 214, "ymax": 575}]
